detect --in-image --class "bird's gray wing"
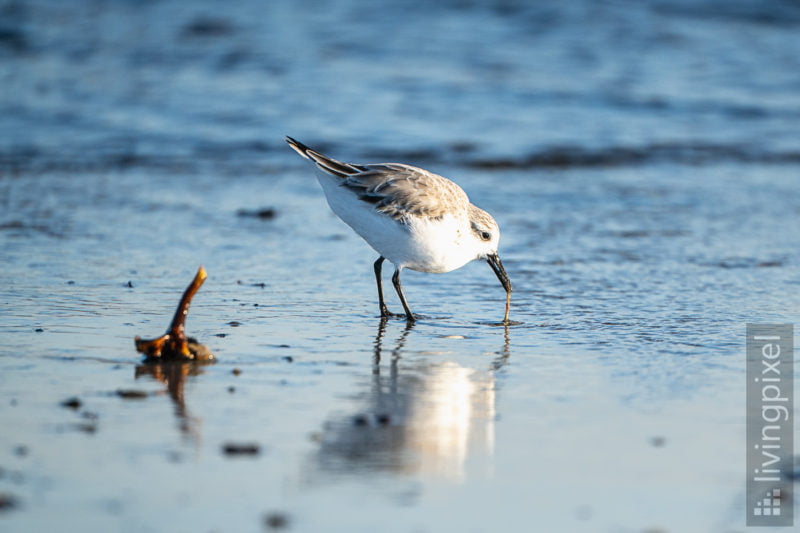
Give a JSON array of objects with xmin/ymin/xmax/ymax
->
[
  {"xmin": 342, "ymin": 164, "xmax": 470, "ymax": 220},
  {"xmin": 285, "ymin": 137, "xmax": 469, "ymax": 221}
]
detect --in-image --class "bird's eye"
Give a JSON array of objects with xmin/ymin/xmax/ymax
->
[{"xmin": 480, "ymin": 231, "xmax": 491, "ymax": 241}]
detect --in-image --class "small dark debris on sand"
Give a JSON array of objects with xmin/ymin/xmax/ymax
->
[
  {"xmin": 784, "ymin": 467, "xmax": 800, "ymax": 481},
  {"xmin": 232, "ymin": 368, "xmax": 242, "ymax": 376},
  {"xmin": 263, "ymin": 511, "xmax": 290, "ymax": 529},
  {"xmin": 135, "ymin": 266, "xmax": 214, "ymax": 361},
  {"xmin": 34, "ymin": 328, "xmax": 44, "ymax": 333},
  {"xmin": 0, "ymin": 492, "xmax": 19, "ymax": 512},
  {"xmin": 167, "ymin": 451, "xmax": 183, "ymax": 463},
  {"xmin": 60, "ymin": 397, "xmax": 82, "ymax": 409},
  {"xmin": 222, "ymin": 442, "xmax": 260, "ymax": 456},
  {"xmin": 650, "ymin": 436, "xmax": 667, "ymax": 448},
  {"xmin": 181, "ymin": 16, "xmax": 235, "ymax": 38},
  {"xmin": 13, "ymin": 445, "xmax": 28, "ymax": 458},
  {"xmin": 73, "ymin": 422, "xmax": 97, "ymax": 434},
  {"xmin": 116, "ymin": 389, "xmax": 148, "ymax": 400},
  {"xmin": 237, "ymin": 207, "xmax": 276, "ymax": 220}
]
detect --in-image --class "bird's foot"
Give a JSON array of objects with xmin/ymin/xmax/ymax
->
[
  {"xmin": 379, "ymin": 304, "xmax": 397, "ymax": 317},
  {"xmin": 380, "ymin": 307, "xmax": 416, "ymax": 322}
]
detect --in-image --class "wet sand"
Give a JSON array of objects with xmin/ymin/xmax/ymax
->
[{"xmin": 2, "ymin": 1, "xmax": 800, "ymax": 531}]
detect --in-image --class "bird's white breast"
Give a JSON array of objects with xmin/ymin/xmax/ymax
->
[{"xmin": 315, "ymin": 173, "xmax": 478, "ymax": 274}]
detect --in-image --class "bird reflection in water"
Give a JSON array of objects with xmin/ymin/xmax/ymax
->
[
  {"xmin": 314, "ymin": 319, "xmax": 510, "ymax": 482},
  {"xmin": 134, "ymin": 360, "xmax": 213, "ymax": 443}
]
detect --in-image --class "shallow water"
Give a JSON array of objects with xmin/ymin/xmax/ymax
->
[{"xmin": 2, "ymin": 1, "xmax": 800, "ymax": 531}]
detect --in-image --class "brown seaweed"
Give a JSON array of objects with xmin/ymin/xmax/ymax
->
[{"xmin": 134, "ymin": 266, "xmax": 214, "ymax": 361}]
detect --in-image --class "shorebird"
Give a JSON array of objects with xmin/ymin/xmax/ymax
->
[{"xmin": 286, "ymin": 136, "xmax": 512, "ymax": 323}]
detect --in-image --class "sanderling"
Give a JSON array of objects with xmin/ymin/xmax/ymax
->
[{"xmin": 286, "ymin": 136, "xmax": 512, "ymax": 323}]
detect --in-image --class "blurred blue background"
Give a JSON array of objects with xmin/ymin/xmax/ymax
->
[{"xmin": 2, "ymin": 0, "xmax": 799, "ymax": 170}]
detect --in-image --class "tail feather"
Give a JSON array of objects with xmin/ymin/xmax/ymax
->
[
  {"xmin": 284, "ymin": 136, "xmax": 313, "ymax": 160},
  {"xmin": 285, "ymin": 136, "xmax": 366, "ymax": 178}
]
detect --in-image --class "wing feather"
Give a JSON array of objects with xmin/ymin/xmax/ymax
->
[
  {"xmin": 343, "ymin": 164, "xmax": 469, "ymax": 220},
  {"xmin": 286, "ymin": 137, "xmax": 469, "ymax": 220}
]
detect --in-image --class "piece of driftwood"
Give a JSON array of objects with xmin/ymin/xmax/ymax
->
[{"xmin": 134, "ymin": 266, "xmax": 214, "ymax": 361}]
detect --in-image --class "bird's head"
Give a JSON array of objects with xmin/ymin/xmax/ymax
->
[{"xmin": 468, "ymin": 205, "xmax": 512, "ymax": 295}]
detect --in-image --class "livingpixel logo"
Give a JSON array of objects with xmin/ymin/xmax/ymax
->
[
  {"xmin": 752, "ymin": 488, "xmax": 783, "ymax": 517},
  {"xmin": 746, "ymin": 324, "xmax": 794, "ymax": 527}
]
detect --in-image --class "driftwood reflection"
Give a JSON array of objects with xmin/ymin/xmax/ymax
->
[
  {"xmin": 134, "ymin": 360, "xmax": 213, "ymax": 443},
  {"xmin": 314, "ymin": 319, "xmax": 510, "ymax": 481}
]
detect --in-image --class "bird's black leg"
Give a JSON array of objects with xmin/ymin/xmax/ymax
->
[
  {"xmin": 374, "ymin": 256, "xmax": 393, "ymax": 318},
  {"xmin": 391, "ymin": 267, "xmax": 414, "ymax": 321}
]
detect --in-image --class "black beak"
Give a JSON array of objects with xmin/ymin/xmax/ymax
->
[{"xmin": 487, "ymin": 254, "xmax": 512, "ymax": 294}]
